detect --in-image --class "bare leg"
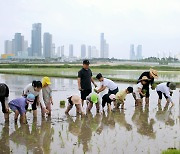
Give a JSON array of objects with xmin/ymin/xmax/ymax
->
[
  {"xmin": 14, "ymin": 110, "xmax": 19, "ymax": 123},
  {"xmin": 4, "ymin": 113, "xmax": 9, "ymax": 122},
  {"xmin": 33, "ymin": 110, "xmax": 37, "ymax": 118},
  {"xmin": 81, "ymin": 100, "xmax": 84, "ymax": 107},
  {"xmin": 65, "ymin": 105, "xmax": 73, "ymax": 114},
  {"xmin": 158, "ymin": 99, "xmax": 162, "ymax": 104},
  {"xmin": 20, "ymin": 113, "xmax": 26, "ymax": 124},
  {"xmin": 107, "ymin": 104, "xmax": 112, "ymax": 112},
  {"xmin": 86, "ymin": 102, "xmax": 93, "ymax": 113},
  {"xmin": 145, "ymin": 98, "xmax": 149, "ymax": 105}
]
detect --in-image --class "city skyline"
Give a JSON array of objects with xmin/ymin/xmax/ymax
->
[{"xmin": 1, "ymin": 0, "xmax": 180, "ymax": 59}]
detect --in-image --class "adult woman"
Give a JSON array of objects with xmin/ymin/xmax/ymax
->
[{"xmin": 23, "ymin": 80, "xmax": 48, "ymax": 117}]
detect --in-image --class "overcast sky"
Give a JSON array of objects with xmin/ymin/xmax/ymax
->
[{"xmin": 1, "ymin": 0, "xmax": 180, "ymax": 59}]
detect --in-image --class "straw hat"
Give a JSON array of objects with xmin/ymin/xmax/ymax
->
[
  {"xmin": 71, "ymin": 95, "xmax": 81, "ymax": 105},
  {"xmin": 140, "ymin": 76, "xmax": 150, "ymax": 81},
  {"xmin": 150, "ymin": 68, "xmax": 158, "ymax": 79}
]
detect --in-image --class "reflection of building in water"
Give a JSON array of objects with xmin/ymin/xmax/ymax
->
[
  {"xmin": 132, "ymin": 105, "xmax": 156, "ymax": 138},
  {"xmin": 155, "ymin": 103, "xmax": 175, "ymax": 126}
]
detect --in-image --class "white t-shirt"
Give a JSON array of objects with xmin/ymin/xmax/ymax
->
[
  {"xmin": 156, "ymin": 82, "xmax": 173, "ymax": 102},
  {"xmin": 24, "ymin": 83, "xmax": 46, "ymax": 108},
  {"xmin": 100, "ymin": 78, "xmax": 118, "ymax": 91},
  {"xmin": 134, "ymin": 82, "xmax": 143, "ymax": 93}
]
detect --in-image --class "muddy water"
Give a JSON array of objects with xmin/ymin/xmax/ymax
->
[{"xmin": 0, "ymin": 74, "xmax": 179, "ymax": 154}]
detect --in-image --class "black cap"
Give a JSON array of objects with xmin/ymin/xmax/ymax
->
[
  {"xmin": 96, "ymin": 73, "xmax": 103, "ymax": 79},
  {"xmin": 83, "ymin": 60, "xmax": 90, "ymax": 65}
]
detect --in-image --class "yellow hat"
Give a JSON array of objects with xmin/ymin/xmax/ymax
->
[
  {"xmin": 150, "ymin": 68, "xmax": 158, "ymax": 79},
  {"xmin": 42, "ymin": 77, "xmax": 51, "ymax": 86}
]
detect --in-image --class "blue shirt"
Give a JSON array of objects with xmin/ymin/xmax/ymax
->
[{"xmin": 9, "ymin": 97, "xmax": 27, "ymax": 114}]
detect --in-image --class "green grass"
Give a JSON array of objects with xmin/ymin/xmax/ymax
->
[
  {"xmin": 0, "ymin": 69, "xmax": 179, "ymax": 86},
  {"xmin": 0, "ymin": 63, "xmax": 180, "ymax": 71},
  {"xmin": 162, "ymin": 149, "xmax": 180, "ymax": 154}
]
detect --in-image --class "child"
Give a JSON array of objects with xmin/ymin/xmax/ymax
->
[
  {"xmin": 133, "ymin": 76, "xmax": 149, "ymax": 106},
  {"xmin": 156, "ymin": 82, "xmax": 176, "ymax": 106},
  {"xmin": 23, "ymin": 81, "xmax": 49, "ymax": 117},
  {"xmin": 9, "ymin": 94, "xmax": 35, "ymax": 124},
  {"xmin": 115, "ymin": 87, "xmax": 133, "ymax": 109},
  {"xmin": 65, "ymin": 95, "xmax": 83, "ymax": 114},
  {"xmin": 102, "ymin": 94, "xmax": 116, "ymax": 112},
  {"xmin": 86, "ymin": 93, "xmax": 100, "ymax": 113},
  {"xmin": 42, "ymin": 77, "xmax": 53, "ymax": 116},
  {"xmin": 0, "ymin": 83, "xmax": 9, "ymax": 122},
  {"xmin": 95, "ymin": 73, "xmax": 118, "ymax": 95}
]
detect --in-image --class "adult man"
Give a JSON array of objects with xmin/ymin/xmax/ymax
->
[{"xmin": 78, "ymin": 60, "xmax": 97, "ymax": 106}]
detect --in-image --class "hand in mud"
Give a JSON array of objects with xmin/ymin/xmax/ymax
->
[
  {"xmin": 78, "ymin": 87, "xmax": 83, "ymax": 91},
  {"xmin": 43, "ymin": 108, "xmax": 49, "ymax": 114}
]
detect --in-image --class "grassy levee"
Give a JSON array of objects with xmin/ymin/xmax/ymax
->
[
  {"xmin": 0, "ymin": 68, "xmax": 180, "ymax": 87},
  {"xmin": 0, "ymin": 63, "xmax": 180, "ymax": 71}
]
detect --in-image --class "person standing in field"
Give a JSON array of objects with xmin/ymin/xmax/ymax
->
[
  {"xmin": 137, "ymin": 68, "xmax": 158, "ymax": 105},
  {"xmin": 78, "ymin": 60, "xmax": 97, "ymax": 106},
  {"xmin": 0, "ymin": 83, "xmax": 9, "ymax": 122},
  {"xmin": 42, "ymin": 77, "xmax": 53, "ymax": 116}
]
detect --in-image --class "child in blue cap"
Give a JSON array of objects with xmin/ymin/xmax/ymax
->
[{"xmin": 9, "ymin": 94, "xmax": 35, "ymax": 124}]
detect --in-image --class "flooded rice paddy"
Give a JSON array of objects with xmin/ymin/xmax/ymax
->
[{"xmin": 0, "ymin": 74, "xmax": 179, "ymax": 154}]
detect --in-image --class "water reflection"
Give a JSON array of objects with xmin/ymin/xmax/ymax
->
[{"xmin": 0, "ymin": 74, "xmax": 179, "ymax": 153}]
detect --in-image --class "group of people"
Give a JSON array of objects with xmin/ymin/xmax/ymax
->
[
  {"xmin": 0, "ymin": 77, "xmax": 53, "ymax": 123},
  {"xmin": 65, "ymin": 60, "xmax": 176, "ymax": 115},
  {"xmin": 0, "ymin": 60, "xmax": 177, "ymax": 124}
]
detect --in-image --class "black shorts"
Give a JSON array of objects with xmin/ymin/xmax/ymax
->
[
  {"xmin": 102, "ymin": 94, "xmax": 112, "ymax": 108},
  {"xmin": 80, "ymin": 89, "xmax": 92, "ymax": 100},
  {"xmin": 157, "ymin": 91, "xmax": 168, "ymax": 99},
  {"xmin": 25, "ymin": 96, "xmax": 38, "ymax": 110},
  {"xmin": 108, "ymin": 87, "xmax": 119, "ymax": 95},
  {"xmin": 0, "ymin": 97, "xmax": 7, "ymax": 113}
]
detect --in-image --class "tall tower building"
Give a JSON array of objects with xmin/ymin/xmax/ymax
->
[
  {"xmin": 88, "ymin": 46, "xmax": 92, "ymax": 59},
  {"xmin": 4, "ymin": 40, "xmax": 12, "ymax": 54},
  {"xmin": 136, "ymin": 45, "xmax": 142, "ymax": 60},
  {"xmin": 130, "ymin": 44, "xmax": 136, "ymax": 60},
  {"xmin": 43, "ymin": 32, "xmax": 52, "ymax": 58},
  {"xmin": 31, "ymin": 23, "xmax": 42, "ymax": 57},
  {"xmin": 14, "ymin": 33, "xmax": 24, "ymax": 56},
  {"xmin": 69, "ymin": 44, "xmax": 74, "ymax": 58},
  {"xmin": 81, "ymin": 44, "xmax": 86, "ymax": 59},
  {"xmin": 100, "ymin": 33, "xmax": 109, "ymax": 58}
]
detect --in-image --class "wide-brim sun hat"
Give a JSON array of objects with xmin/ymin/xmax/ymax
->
[
  {"xmin": 109, "ymin": 94, "xmax": 116, "ymax": 100},
  {"xmin": 140, "ymin": 76, "xmax": 151, "ymax": 81},
  {"xmin": 71, "ymin": 95, "xmax": 81, "ymax": 105},
  {"xmin": 150, "ymin": 68, "xmax": 158, "ymax": 79},
  {"xmin": 169, "ymin": 82, "xmax": 176, "ymax": 90},
  {"xmin": 91, "ymin": 93, "xmax": 98, "ymax": 104}
]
